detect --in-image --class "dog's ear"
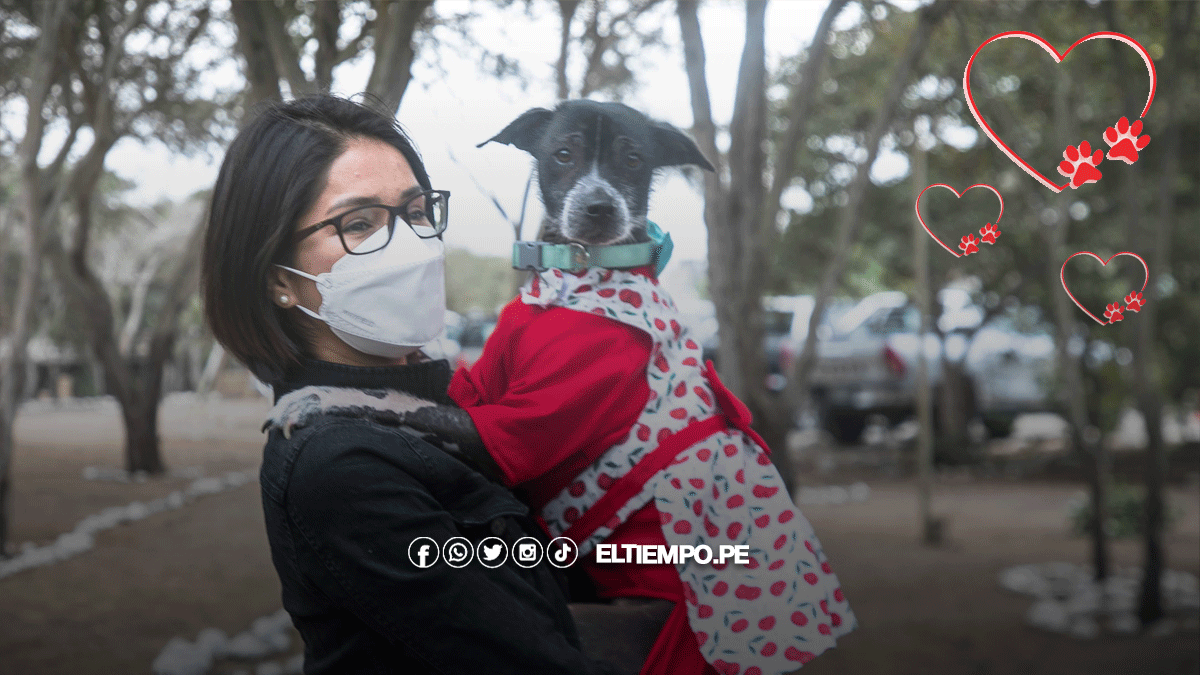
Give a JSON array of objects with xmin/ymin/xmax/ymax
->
[
  {"xmin": 651, "ymin": 123, "xmax": 715, "ymax": 172},
  {"xmin": 476, "ymin": 108, "xmax": 554, "ymax": 152}
]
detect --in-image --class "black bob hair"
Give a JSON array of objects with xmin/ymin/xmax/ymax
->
[{"xmin": 202, "ymin": 94, "xmax": 432, "ymax": 384}]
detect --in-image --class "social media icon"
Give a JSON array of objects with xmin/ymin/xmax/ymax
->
[
  {"xmin": 476, "ymin": 537, "xmax": 508, "ymax": 568},
  {"xmin": 546, "ymin": 537, "xmax": 579, "ymax": 568},
  {"xmin": 512, "ymin": 537, "xmax": 543, "ymax": 568},
  {"xmin": 407, "ymin": 537, "xmax": 440, "ymax": 569},
  {"xmin": 442, "ymin": 537, "xmax": 473, "ymax": 568}
]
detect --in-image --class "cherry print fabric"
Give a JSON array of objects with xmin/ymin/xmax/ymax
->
[{"xmin": 519, "ymin": 267, "xmax": 856, "ymax": 674}]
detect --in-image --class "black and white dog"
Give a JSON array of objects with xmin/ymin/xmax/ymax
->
[
  {"xmin": 482, "ymin": 99, "xmax": 714, "ymax": 247},
  {"xmin": 268, "ymin": 101, "xmax": 714, "ymax": 479}
]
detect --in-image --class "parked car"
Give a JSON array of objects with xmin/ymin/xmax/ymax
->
[
  {"xmin": 451, "ymin": 317, "xmax": 496, "ymax": 369},
  {"xmin": 809, "ymin": 291, "xmax": 1055, "ymax": 442},
  {"xmin": 421, "ymin": 310, "xmax": 463, "ymax": 364},
  {"xmin": 774, "ymin": 295, "xmax": 855, "ymax": 392},
  {"xmin": 701, "ymin": 295, "xmax": 853, "ymax": 392}
]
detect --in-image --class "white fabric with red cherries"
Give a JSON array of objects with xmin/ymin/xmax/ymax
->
[{"xmin": 522, "ymin": 267, "xmax": 855, "ymax": 674}]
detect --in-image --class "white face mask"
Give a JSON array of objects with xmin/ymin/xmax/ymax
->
[{"xmin": 278, "ymin": 222, "xmax": 446, "ymax": 360}]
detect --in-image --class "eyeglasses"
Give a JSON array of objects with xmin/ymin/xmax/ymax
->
[{"xmin": 293, "ymin": 189, "xmax": 450, "ymax": 255}]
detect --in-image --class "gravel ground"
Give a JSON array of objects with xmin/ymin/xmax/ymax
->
[{"xmin": 1, "ymin": 397, "xmax": 1196, "ymax": 675}]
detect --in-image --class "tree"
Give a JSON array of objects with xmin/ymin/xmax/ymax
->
[
  {"xmin": 0, "ymin": 0, "xmax": 72, "ymax": 556},
  {"xmin": 787, "ymin": 0, "xmax": 951, "ymax": 428},
  {"xmin": 1130, "ymin": 0, "xmax": 1196, "ymax": 627},
  {"xmin": 680, "ymin": 0, "xmax": 949, "ymax": 492},
  {"xmin": 766, "ymin": 0, "xmax": 1200, "ymax": 608},
  {"xmin": 229, "ymin": 0, "xmax": 434, "ymax": 113},
  {"xmin": 21, "ymin": 0, "xmax": 229, "ymax": 478}
]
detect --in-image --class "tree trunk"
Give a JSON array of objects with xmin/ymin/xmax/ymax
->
[
  {"xmin": 913, "ymin": 148, "xmax": 939, "ymax": 545},
  {"xmin": 0, "ymin": 0, "xmax": 70, "ymax": 556},
  {"xmin": 367, "ymin": 0, "xmax": 433, "ymax": 113},
  {"xmin": 230, "ymin": 0, "xmax": 283, "ymax": 104},
  {"xmin": 678, "ymin": 0, "xmax": 852, "ymax": 492},
  {"xmin": 936, "ymin": 359, "xmax": 975, "ymax": 461},
  {"xmin": 753, "ymin": 0, "xmax": 849, "ymax": 485},
  {"xmin": 723, "ymin": 0, "xmax": 770, "ymax": 444},
  {"xmin": 1045, "ymin": 67, "xmax": 1109, "ymax": 582},
  {"xmin": 556, "ymin": 0, "xmax": 581, "ymax": 100},
  {"xmin": 679, "ymin": 0, "xmax": 781, "ymax": 473},
  {"xmin": 121, "ymin": 389, "xmax": 163, "ymax": 474},
  {"xmin": 1136, "ymin": 0, "xmax": 1193, "ymax": 628},
  {"xmin": 790, "ymin": 1, "xmax": 950, "ymax": 401},
  {"xmin": 312, "ymin": 0, "xmax": 341, "ymax": 92}
]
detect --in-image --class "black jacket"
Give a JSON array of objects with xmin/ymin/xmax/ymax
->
[{"xmin": 259, "ymin": 358, "xmax": 624, "ymax": 674}]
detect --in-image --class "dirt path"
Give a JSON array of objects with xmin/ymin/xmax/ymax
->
[
  {"xmin": 1, "ymin": 398, "xmax": 1197, "ymax": 674},
  {"xmin": 799, "ymin": 482, "xmax": 1199, "ymax": 675}
]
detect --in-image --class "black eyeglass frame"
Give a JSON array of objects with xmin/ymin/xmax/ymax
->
[{"xmin": 292, "ymin": 189, "xmax": 451, "ymax": 255}]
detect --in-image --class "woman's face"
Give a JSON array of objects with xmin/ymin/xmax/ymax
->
[{"xmin": 270, "ymin": 136, "xmax": 424, "ymax": 366}]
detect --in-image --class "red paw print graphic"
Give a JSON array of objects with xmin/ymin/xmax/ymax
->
[
  {"xmin": 1057, "ymin": 141, "xmax": 1103, "ymax": 189},
  {"xmin": 979, "ymin": 223, "xmax": 1000, "ymax": 245},
  {"xmin": 1103, "ymin": 303, "xmax": 1124, "ymax": 324},
  {"xmin": 1124, "ymin": 291, "xmax": 1145, "ymax": 313},
  {"xmin": 1103, "ymin": 117, "xmax": 1150, "ymax": 165},
  {"xmin": 958, "ymin": 234, "xmax": 980, "ymax": 256}
]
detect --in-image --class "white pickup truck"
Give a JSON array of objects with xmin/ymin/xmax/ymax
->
[{"xmin": 807, "ymin": 291, "xmax": 1056, "ymax": 442}]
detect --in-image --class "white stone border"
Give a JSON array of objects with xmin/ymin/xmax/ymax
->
[
  {"xmin": 999, "ymin": 562, "xmax": 1200, "ymax": 639},
  {"xmin": 795, "ymin": 481, "xmax": 871, "ymax": 505},
  {"xmin": 0, "ymin": 469, "xmax": 258, "ymax": 580},
  {"xmin": 152, "ymin": 608, "xmax": 301, "ymax": 675}
]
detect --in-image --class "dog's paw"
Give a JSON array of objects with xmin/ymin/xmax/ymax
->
[
  {"xmin": 979, "ymin": 223, "xmax": 1001, "ymax": 245},
  {"xmin": 1058, "ymin": 141, "xmax": 1104, "ymax": 189},
  {"xmin": 1104, "ymin": 302, "xmax": 1125, "ymax": 324},
  {"xmin": 958, "ymin": 233, "xmax": 980, "ymax": 256},
  {"xmin": 1103, "ymin": 117, "xmax": 1150, "ymax": 165},
  {"xmin": 1123, "ymin": 291, "xmax": 1145, "ymax": 313}
]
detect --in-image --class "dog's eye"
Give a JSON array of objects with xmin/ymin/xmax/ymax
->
[
  {"xmin": 625, "ymin": 153, "xmax": 642, "ymax": 169},
  {"xmin": 554, "ymin": 148, "xmax": 572, "ymax": 164}
]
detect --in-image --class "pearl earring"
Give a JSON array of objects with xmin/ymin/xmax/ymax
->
[{"xmin": 280, "ymin": 295, "xmax": 289, "ymax": 304}]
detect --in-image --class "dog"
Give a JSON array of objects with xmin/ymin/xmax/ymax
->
[
  {"xmin": 268, "ymin": 101, "xmax": 853, "ymax": 675},
  {"xmin": 480, "ymin": 99, "xmax": 714, "ymax": 247},
  {"xmin": 267, "ymin": 100, "xmax": 714, "ymax": 472}
]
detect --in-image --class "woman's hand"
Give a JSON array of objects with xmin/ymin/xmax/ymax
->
[{"xmin": 402, "ymin": 405, "xmax": 504, "ymax": 483}]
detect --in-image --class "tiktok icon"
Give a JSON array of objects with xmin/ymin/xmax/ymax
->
[{"xmin": 546, "ymin": 537, "xmax": 579, "ymax": 568}]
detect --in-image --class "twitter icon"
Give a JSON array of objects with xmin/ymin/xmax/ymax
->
[{"xmin": 476, "ymin": 537, "xmax": 508, "ymax": 568}]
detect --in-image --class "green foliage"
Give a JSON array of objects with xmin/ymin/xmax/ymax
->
[
  {"xmin": 444, "ymin": 249, "xmax": 520, "ymax": 316},
  {"xmin": 1067, "ymin": 483, "xmax": 1177, "ymax": 539},
  {"xmin": 770, "ymin": 0, "xmax": 1199, "ymax": 409}
]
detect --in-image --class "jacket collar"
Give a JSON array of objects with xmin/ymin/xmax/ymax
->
[{"xmin": 273, "ymin": 356, "xmax": 451, "ymax": 404}]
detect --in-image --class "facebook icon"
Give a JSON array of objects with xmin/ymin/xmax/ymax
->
[{"xmin": 408, "ymin": 537, "xmax": 439, "ymax": 569}]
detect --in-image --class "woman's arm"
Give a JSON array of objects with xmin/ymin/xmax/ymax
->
[
  {"xmin": 286, "ymin": 422, "xmax": 628, "ymax": 675},
  {"xmin": 399, "ymin": 405, "xmax": 503, "ymax": 482}
]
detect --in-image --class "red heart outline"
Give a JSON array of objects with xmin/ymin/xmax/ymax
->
[
  {"xmin": 963, "ymin": 31, "xmax": 1156, "ymax": 193},
  {"xmin": 914, "ymin": 183, "xmax": 1004, "ymax": 258},
  {"xmin": 1060, "ymin": 251, "xmax": 1149, "ymax": 325}
]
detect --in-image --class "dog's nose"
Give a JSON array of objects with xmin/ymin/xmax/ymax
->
[{"xmin": 585, "ymin": 201, "xmax": 615, "ymax": 218}]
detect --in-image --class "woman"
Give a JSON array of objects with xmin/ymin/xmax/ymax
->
[{"xmin": 202, "ymin": 94, "xmax": 625, "ymax": 674}]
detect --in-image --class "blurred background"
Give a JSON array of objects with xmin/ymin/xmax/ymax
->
[{"xmin": 0, "ymin": 1, "xmax": 1197, "ymax": 674}]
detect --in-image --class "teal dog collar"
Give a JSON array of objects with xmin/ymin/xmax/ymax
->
[{"xmin": 512, "ymin": 221, "xmax": 674, "ymax": 275}]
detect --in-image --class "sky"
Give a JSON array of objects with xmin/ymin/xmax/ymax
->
[{"xmin": 101, "ymin": 0, "xmax": 901, "ymax": 264}]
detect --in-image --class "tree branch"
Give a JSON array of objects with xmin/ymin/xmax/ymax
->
[
  {"xmin": 761, "ymin": 0, "xmax": 849, "ymax": 245},
  {"xmin": 677, "ymin": 0, "xmax": 725, "ymax": 185},
  {"xmin": 257, "ymin": 0, "xmax": 314, "ymax": 96},
  {"xmin": 792, "ymin": 0, "xmax": 951, "ymax": 395},
  {"xmin": 230, "ymin": 0, "xmax": 283, "ymax": 104},
  {"xmin": 366, "ymin": 0, "xmax": 433, "ymax": 113},
  {"xmin": 556, "ymin": 0, "xmax": 581, "ymax": 100},
  {"xmin": 313, "ymin": 0, "xmax": 340, "ymax": 91}
]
